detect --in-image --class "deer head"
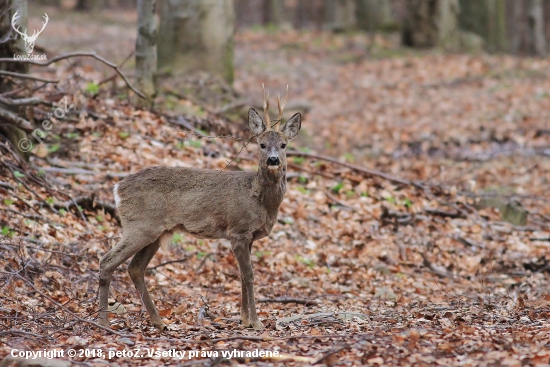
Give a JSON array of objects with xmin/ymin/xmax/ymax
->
[
  {"xmin": 11, "ymin": 11, "xmax": 49, "ymax": 54},
  {"xmin": 248, "ymin": 84, "xmax": 301, "ymax": 182}
]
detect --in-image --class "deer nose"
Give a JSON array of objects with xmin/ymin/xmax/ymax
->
[{"xmin": 266, "ymin": 157, "xmax": 280, "ymax": 166}]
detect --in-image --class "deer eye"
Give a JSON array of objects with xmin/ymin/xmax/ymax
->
[
  {"xmin": 281, "ymin": 144, "xmax": 286, "ymax": 149},
  {"xmin": 260, "ymin": 144, "xmax": 266, "ymax": 149}
]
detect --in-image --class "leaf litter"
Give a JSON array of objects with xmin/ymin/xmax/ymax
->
[{"xmin": 0, "ymin": 20, "xmax": 550, "ymax": 367}]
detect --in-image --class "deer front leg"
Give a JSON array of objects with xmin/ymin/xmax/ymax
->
[{"xmin": 232, "ymin": 240, "xmax": 264, "ymax": 330}]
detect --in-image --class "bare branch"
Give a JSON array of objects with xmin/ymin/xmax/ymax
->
[
  {"xmin": 0, "ymin": 106, "xmax": 34, "ymax": 132},
  {"xmin": 0, "ymin": 52, "xmax": 145, "ymax": 98},
  {"xmin": 14, "ymin": 274, "xmax": 129, "ymax": 337},
  {"xmin": 0, "ymin": 70, "xmax": 59, "ymax": 83},
  {"xmin": 0, "ymin": 96, "xmax": 53, "ymax": 107}
]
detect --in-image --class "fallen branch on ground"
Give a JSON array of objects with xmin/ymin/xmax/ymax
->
[
  {"xmin": 0, "ymin": 180, "xmax": 14, "ymax": 191},
  {"xmin": 54, "ymin": 195, "xmax": 119, "ymax": 223},
  {"xmin": 0, "ymin": 96, "xmax": 54, "ymax": 107},
  {"xmin": 13, "ymin": 274, "xmax": 128, "ymax": 337},
  {"xmin": 287, "ymin": 150, "xmax": 413, "ymax": 186},
  {"xmin": 0, "ymin": 106, "xmax": 34, "ymax": 132},
  {"xmin": 258, "ymin": 297, "xmax": 319, "ymax": 305}
]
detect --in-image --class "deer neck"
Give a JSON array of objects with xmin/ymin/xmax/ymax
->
[{"xmin": 254, "ymin": 164, "xmax": 286, "ymax": 211}]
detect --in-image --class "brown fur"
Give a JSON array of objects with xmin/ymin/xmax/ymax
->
[{"xmin": 98, "ymin": 106, "xmax": 301, "ymax": 331}]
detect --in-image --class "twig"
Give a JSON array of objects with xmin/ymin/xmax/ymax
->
[
  {"xmin": 313, "ymin": 344, "xmax": 351, "ymax": 365},
  {"xmin": 4, "ymin": 163, "xmax": 59, "ymax": 214},
  {"xmin": 0, "ymin": 96, "xmax": 53, "ymax": 107},
  {"xmin": 0, "ymin": 70, "xmax": 59, "ymax": 83},
  {"xmin": 98, "ymin": 50, "xmax": 135, "ymax": 86},
  {"xmin": 54, "ymin": 195, "xmax": 119, "ymax": 223},
  {"xmin": 5, "ymin": 208, "xmax": 48, "ymax": 222},
  {"xmin": 170, "ymin": 116, "xmax": 207, "ymax": 137},
  {"xmin": 287, "ymin": 150, "xmax": 413, "ymax": 186},
  {"xmin": 425, "ymin": 208, "xmax": 463, "ymax": 219},
  {"xmin": 196, "ymin": 253, "xmax": 216, "ymax": 272},
  {"xmin": 0, "ymin": 106, "xmax": 34, "ymax": 132},
  {"xmin": 147, "ymin": 256, "xmax": 193, "ymax": 270},
  {"xmin": 258, "ymin": 297, "xmax": 318, "ymax": 305},
  {"xmin": 0, "ymin": 52, "xmax": 145, "ymax": 98},
  {"xmin": 420, "ymin": 252, "xmax": 453, "ymax": 279},
  {"xmin": 220, "ymin": 136, "xmax": 255, "ymax": 171},
  {"xmin": 14, "ymin": 274, "xmax": 130, "ymax": 337},
  {"xmin": 0, "ymin": 329, "xmax": 52, "ymax": 340},
  {"xmin": 4, "ymin": 241, "xmax": 82, "ymax": 258},
  {"xmin": 214, "ymin": 100, "xmax": 246, "ymax": 114},
  {"xmin": 0, "ymin": 180, "xmax": 14, "ymax": 191},
  {"xmin": 324, "ymin": 190, "xmax": 355, "ymax": 211},
  {"xmin": 39, "ymin": 166, "xmax": 128, "ymax": 178},
  {"xmin": 142, "ymin": 332, "xmax": 375, "ymax": 344}
]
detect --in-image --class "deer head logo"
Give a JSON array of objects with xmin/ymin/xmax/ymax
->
[{"xmin": 11, "ymin": 11, "xmax": 49, "ymax": 54}]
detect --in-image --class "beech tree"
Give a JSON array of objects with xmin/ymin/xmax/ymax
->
[{"xmin": 157, "ymin": 0, "xmax": 235, "ymax": 83}]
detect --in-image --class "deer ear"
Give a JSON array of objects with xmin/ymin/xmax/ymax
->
[
  {"xmin": 248, "ymin": 108, "xmax": 266, "ymax": 136},
  {"xmin": 281, "ymin": 113, "xmax": 301, "ymax": 140}
]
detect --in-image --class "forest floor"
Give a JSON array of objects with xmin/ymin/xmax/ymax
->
[{"xmin": 1, "ymin": 7, "xmax": 550, "ymax": 367}]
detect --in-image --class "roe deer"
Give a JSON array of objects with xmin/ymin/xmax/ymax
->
[{"xmin": 98, "ymin": 85, "xmax": 301, "ymax": 331}]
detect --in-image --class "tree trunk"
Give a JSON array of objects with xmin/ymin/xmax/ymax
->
[
  {"xmin": 402, "ymin": 0, "xmax": 460, "ymax": 50},
  {"xmin": 324, "ymin": 0, "xmax": 356, "ymax": 32},
  {"xmin": 135, "ymin": 0, "xmax": 157, "ymax": 108},
  {"xmin": 296, "ymin": 0, "xmax": 307, "ymax": 29},
  {"xmin": 510, "ymin": 0, "xmax": 548, "ymax": 56},
  {"xmin": 355, "ymin": 0, "xmax": 393, "ymax": 32},
  {"xmin": 262, "ymin": 0, "xmax": 285, "ymax": 27},
  {"xmin": 458, "ymin": 0, "xmax": 507, "ymax": 52},
  {"xmin": 0, "ymin": 0, "xmax": 30, "ymax": 159},
  {"xmin": 528, "ymin": 0, "xmax": 547, "ymax": 56},
  {"xmin": 75, "ymin": 0, "xmax": 105, "ymax": 12},
  {"xmin": 75, "ymin": 0, "xmax": 89, "ymax": 10},
  {"xmin": 158, "ymin": 0, "xmax": 235, "ymax": 84}
]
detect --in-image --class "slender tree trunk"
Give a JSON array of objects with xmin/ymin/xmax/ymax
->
[
  {"xmin": 324, "ymin": 0, "xmax": 356, "ymax": 32},
  {"xmin": 135, "ymin": 0, "xmax": 157, "ymax": 108},
  {"xmin": 158, "ymin": 0, "xmax": 235, "ymax": 84},
  {"xmin": 510, "ymin": 0, "xmax": 547, "ymax": 56},
  {"xmin": 528, "ymin": 0, "xmax": 547, "ymax": 56},
  {"xmin": 0, "ymin": 0, "xmax": 30, "ymax": 159},
  {"xmin": 296, "ymin": 0, "xmax": 307, "ymax": 29},
  {"xmin": 511, "ymin": 0, "xmax": 526, "ymax": 54},
  {"xmin": 75, "ymin": 0, "xmax": 89, "ymax": 10},
  {"xmin": 262, "ymin": 0, "xmax": 284, "ymax": 27}
]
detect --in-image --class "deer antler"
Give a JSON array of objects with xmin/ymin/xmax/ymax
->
[
  {"xmin": 275, "ymin": 85, "xmax": 289, "ymax": 132},
  {"xmin": 33, "ymin": 13, "xmax": 49, "ymax": 38},
  {"xmin": 11, "ymin": 11, "xmax": 28, "ymax": 39},
  {"xmin": 262, "ymin": 83, "xmax": 272, "ymax": 130},
  {"xmin": 11, "ymin": 11, "xmax": 48, "ymax": 41}
]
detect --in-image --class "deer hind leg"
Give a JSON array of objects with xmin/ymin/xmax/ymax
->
[
  {"xmin": 98, "ymin": 228, "xmax": 161, "ymax": 329},
  {"xmin": 128, "ymin": 238, "xmax": 164, "ymax": 331}
]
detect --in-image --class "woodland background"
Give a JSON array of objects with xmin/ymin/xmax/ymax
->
[{"xmin": 1, "ymin": 0, "xmax": 550, "ymax": 366}]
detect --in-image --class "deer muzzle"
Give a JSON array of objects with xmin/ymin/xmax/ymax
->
[{"xmin": 266, "ymin": 156, "xmax": 280, "ymax": 169}]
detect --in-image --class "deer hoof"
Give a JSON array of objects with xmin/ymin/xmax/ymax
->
[
  {"xmin": 152, "ymin": 320, "xmax": 166, "ymax": 331},
  {"xmin": 251, "ymin": 320, "xmax": 264, "ymax": 330}
]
